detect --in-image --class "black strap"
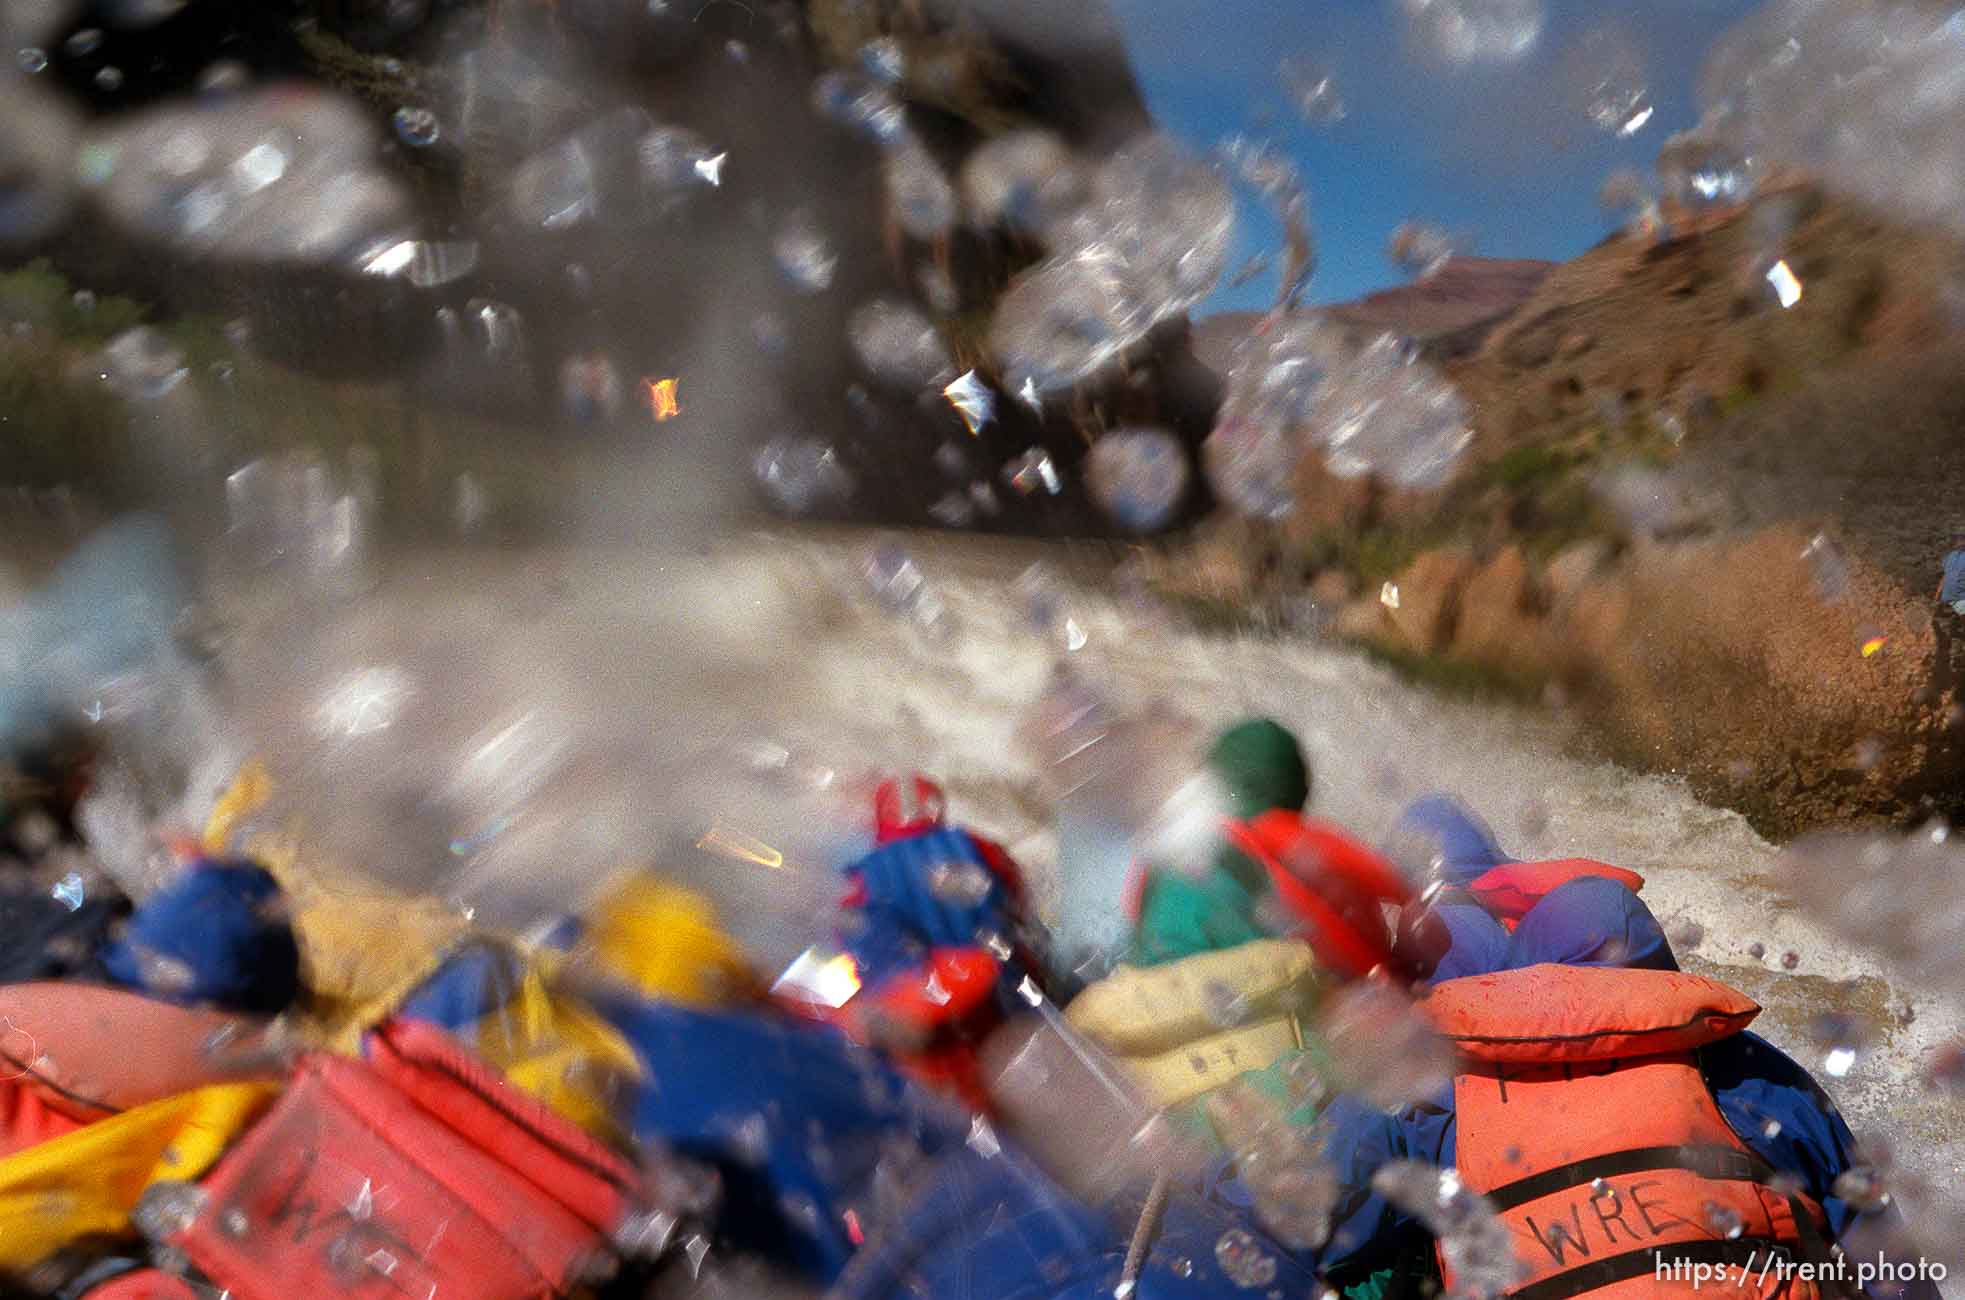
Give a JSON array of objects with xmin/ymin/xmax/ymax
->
[
  {"xmin": 1510, "ymin": 1238, "xmax": 1793, "ymax": 1300},
  {"xmin": 1782, "ymin": 1188, "xmax": 1857, "ymax": 1300},
  {"xmin": 1486, "ymin": 1144, "xmax": 1774, "ymax": 1212}
]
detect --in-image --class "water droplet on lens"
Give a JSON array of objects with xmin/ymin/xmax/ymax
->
[
  {"xmin": 1278, "ymin": 54, "xmax": 1346, "ymax": 125},
  {"xmin": 1388, "ymin": 221, "xmax": 1458, "ymax": 278},
  {"xmin": 928, "ymin": 860, "xmax": 995, "ymax": 905},
  {"xmin": 772, "ymin": 208, "xmax": 836, "ymax": 293},
  {"xmin": 101, "ymin": 326, "xmax": 188, "ymax": 399},
  {"xmin": 17, "ymin": 47, "xmax": 48, "ymax": 73},
  {"xmin": 392, "ymin": 106, "xmax": 439, "ymax": 147},
  {"xmin": 1087, "ymin": 428, "xmax": 1188, "ymax": 532},
  {"xmin": 1215, "ymin": 1228, "xmax": 1279, "ymax": 1288},
  {"xmin": 196, "ymin": 59, "xmax": 247, "ymax": 94},
  {"xmin": 558, "ymin": 353, "xmax": 622, "ymax": 425},
  {"xmin": 991, "ymin": 253, "xmax": 1138, "ymax": 398},
  {"xmin": 1400, "ymin": 0, "xmax": 1544, "ymax": 65},
  {"xmin": 1657, "ymin": 128, "xmax": 1753, "ymax": 212},
  {"xmin": 65, "ymin": 28, "xmax": 103, "ymax": 56},
  {"xmin": 1832, "ymin": 1166, "xmax": 1890, "ymax": 1212},
  {"xmin": 1567, "ymin": 24, "xmax": 1651, "ymax": 137},
  {"xmin": 861, "ymin": 36, "xmax": 904, "ymax": 83},
  {"xmin": 132, "ymin": 1182, "xmax": 206, "ymax": 1242},
  {"xmin": 928, "ymin": 491, "xmax": 975, "ymax": 527},
  {"xmin": 1002, "ymin": 447, "xmax": 1062, "ymax": 497},
  {"xmin": 1318, "ymin": 983, "xmax": 1455, "ymax": 1112},
  {"xmin": 94, "ymin": 66, "xmax": 123, "ymax": 90},
  {"xmin": 1371, "ymin": 1163, "xmax": 1522, "ymax": 1295},
  {"xmin": 755, "ymin": 437, "xmax": 853, "ymax": 514},
  {"xmin": 959, "ymin": 129, "xmax": 1082, "ymax": 237},
  {"xmin": 849, "ymin": 299, "xmax": 951, "ymax": 389},
  {"xmin": 812, "ymin": 70, "xmax": 905, "ymax": 143},
  {"xmin": 942, "ymin": 370, "xmax": 995, "ymax": 435},
  {"xmin": 884, "ymin": 135, "xmax": 957, "ymax": 239},
  {"xmin": 1704, "ymin": 1201, "xmax": 1745, "ymax": 1239},
  {"xmin": 1801, "ymin": 532, "xmax": 1849, "ymax": 601},
  {"xmin": 1315, "ymin": 333, "xmax": 1473, "ymax": 488},
  {"xmin": 50, "ymin": 871, "xmax": 86, "ymax": 911}
]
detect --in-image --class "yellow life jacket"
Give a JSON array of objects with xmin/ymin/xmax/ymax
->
[{"xmin": 1065, "ymin": 937, "xmax": 1320, "ymax": 1107}]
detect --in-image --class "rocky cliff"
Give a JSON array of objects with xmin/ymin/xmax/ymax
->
[{"xmin": 1167, "ymin": 185, "xmax": 1965, "ymax": 836}]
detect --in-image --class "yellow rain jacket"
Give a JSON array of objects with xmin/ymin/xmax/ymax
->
[{"xmin": 0, "ymin": 1083, "xmax": 277, "ymax": 1274}]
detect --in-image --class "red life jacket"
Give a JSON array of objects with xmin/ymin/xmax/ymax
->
[
  {"xmin": 1221, "ymin": 811, "xmax": 1415, "ymax": 981},
  {"xmin": 1466, "ymin": 859, "xmax": 1648, "ymax": 930},
  {"xmin": 0, "ymin": 1079, "xmax": 85, "ymax": 1159},
  {"xmin": 1419, "ymin": 964, "xmax": 1834, "ymax": 1300},
  {"xmin": 169, "ymin": 1019, "xmax": 643, "ymax": 1300},
  {"xmin": 77, "ymin": 1270, "xmax": 199, "ymax": 1299}
]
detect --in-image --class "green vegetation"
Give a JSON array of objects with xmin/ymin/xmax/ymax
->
[
  {"xmin": 293, "ymin": 23, "xmax": 427, "ymax": 113},
  {"xmin": 0, "ymin": 261, "xmax": 571, "ymax": 536},
  {"xmin": 1482, "ymin": 442, "xmax": 1571, "ymax": 490},
  {"xmin": 0, "ymin": 260, "xmax": 149, "ymax": 344},
  {"xmin": 1716, "ymin": 382, "xmax": 1760, "ymax": 417},
  {"xmin": 0, "ymin": 336, "xmax": 131, "ymax": 498},
  {"xmin": 1292, "ymin": 519, "xmax": 1454, "ymax": 587}
]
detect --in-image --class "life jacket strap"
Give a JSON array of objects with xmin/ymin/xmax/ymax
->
[
  {"xmin": 1485, "ymin": 1143, "xmax": 1774, "ymax": 1212},
  {"xmin": 1510, "ymin": 1238, "xmax": 1793, "ymax": 1300}
]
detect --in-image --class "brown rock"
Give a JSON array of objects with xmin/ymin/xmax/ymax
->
[
  {"xmin": 1550, "ymin": 524, "xmax": 1957, "ymax": 835},
  {"xmin": 1182, "ymin": 533, "xmax": 1259, "ymax": 604},
  {"xmin": 1545, "ymin": 540, "xmax": 1613, "ymax": 606},
  {"xmin": 1284, "ymin": 458, "xmax": 1378, "ymax": 536},
  {"xmin": 1380, "ymin": 548, "xmax": 1476, "ymax": 655},
  {"xmin": 1563, "ymin": 571, "xmax": 1635, "ymax": 666},
  {"xmin": 1308, "ymin": 569, "xmax": 1353, "ymax": 608},
  {"xmin": 1335, "ymin": 596, "xmax": 1389, "ymax": 644},
  {"xmin": 1452, "ymin": 545, "xmax": 1542, "ymax": 668}
]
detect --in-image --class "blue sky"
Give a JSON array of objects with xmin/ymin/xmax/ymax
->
[{"xmin": 1101, "ymin": 0, "xmax": 1762, "ymax": 311}]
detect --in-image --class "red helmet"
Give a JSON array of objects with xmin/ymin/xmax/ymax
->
[{"xmin": 872, "ymin": 775, "xmax": 948, "ymax": 844}]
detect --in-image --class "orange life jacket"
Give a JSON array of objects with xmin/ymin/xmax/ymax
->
[
  {"xmin": 1420, "ymin": 964, "xmax": 1836, "ymax": 1300},
  {"xmin": 1465, "ymin": 859, "xmax": 1648, "ymax": 930},
  {"xmin": 1221, "ymin": 811, "xmax": 1414, "ymax": 980}
]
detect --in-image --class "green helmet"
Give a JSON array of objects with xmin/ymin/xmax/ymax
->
[{"xmin": 1205, "ymin": 717, "xmax": 1311, "ymax": 821}]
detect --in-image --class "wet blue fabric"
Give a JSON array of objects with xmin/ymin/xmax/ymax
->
[
  {"xmin": 1394, "ymin": 796, "xmax": 1515, "ymax": 980},
  {"xmin": 1505, "ymin": 876, "xmax": 1678, "ymax": 972},
  {"xmin": 839, "ymin": 1143, "xmax": 1321, "ymax": 1300},
  {"xmin": 100, "ymin": 860, "xmax": 299, "ymax": 1013},
  {"xmin": 838, "ymin": 826, "xmax": 1024, "ymax": 997},
  {"xmin": 593, "ymin": 994, "xmax": 967, "ymax": 1284},
  {"xmin": 394, "ymin": 941, "xmax": 527, "ymax": 1030},
  {"xmin": 1394, "ymin": 795, "xmax": 1512, "ymax": 886},
  {"xmin": 1427, "ymin": 903, "xmax": 1511, "ymax": 981}
]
